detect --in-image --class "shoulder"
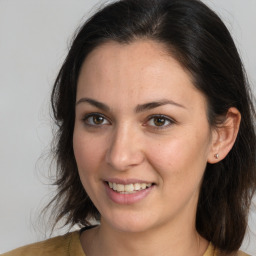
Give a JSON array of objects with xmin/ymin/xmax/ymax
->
[
  {"xmin": 237, "ymin": 251, "xmax": 251, "ymax": 256},
  {"xmin": 220, "ymin": 250, "xmax": 252, "ymax": 256},
  {"xmin": 1, "ymin": 231, "xmax": 84, "ymax": 256},
  {"xmin": 204, "ymin": 243, "xmax": 251, "ymax": 256}
]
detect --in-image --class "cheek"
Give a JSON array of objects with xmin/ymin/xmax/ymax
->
[
  {"xmin": 145, "ymin": 133, "xmax": 210, "ymax": 210},
  {"xmin": 145, "ymin": 137, "xmax": 195, "ymax": 169},
  {"xmin": 73, "ymin": 131, "xmax": 104, "ymax": 177},
  {"xmin": 145, "ymin": 130, "xmax": 210, "ymax": 178}
]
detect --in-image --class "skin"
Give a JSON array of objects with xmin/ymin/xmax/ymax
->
[{"xmin": 73, "ymin": 40, "xmax": 240, "ymax": 256}]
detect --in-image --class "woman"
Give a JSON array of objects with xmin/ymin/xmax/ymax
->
[{"xmin": 3, "ymin": 0, "xmax": 256, "ymax": 255}]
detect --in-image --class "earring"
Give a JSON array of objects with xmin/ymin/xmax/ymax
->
[{"xmin": 214, "ymin": 153, "xmax": 219, "ymax": 159}]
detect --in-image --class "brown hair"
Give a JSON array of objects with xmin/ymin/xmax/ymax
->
[{"xmin": 46, "ymin": 0, "xmax": 256, "ymax": 254}]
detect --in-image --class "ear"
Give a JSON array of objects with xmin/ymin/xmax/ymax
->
[{"xmin": 207, "ymin": 107, "xmax": 241, "ymax": 164}]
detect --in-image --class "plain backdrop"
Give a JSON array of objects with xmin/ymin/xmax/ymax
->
[{"xmin": 0, "ymin": 0, "xmax": 255, "ymax": 254}]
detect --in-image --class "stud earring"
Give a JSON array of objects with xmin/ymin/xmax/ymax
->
[{"xmin": 214, "ymin": 153, "xmax": 219, "ymax": 159}]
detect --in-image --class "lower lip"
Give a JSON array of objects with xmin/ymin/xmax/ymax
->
[{"xmin": 104, "ymin": 183, "xmax": 154, "ymax": 205}]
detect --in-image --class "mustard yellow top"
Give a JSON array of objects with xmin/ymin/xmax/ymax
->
[{"xmin": 1, "ymin": 231, "xmax": 250, "ymax": 256}]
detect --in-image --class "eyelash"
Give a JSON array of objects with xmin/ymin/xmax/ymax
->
[
  {"xmin": 82, "ymin": 113, "xmax": 111, "ymax": 127},
  {"xmin": 145, "ymin": 114, "xmax": 175, "ymax": 129},
  {"xmin": 81, "ymin": 113, "xmax": 175, "ymax": 129}
]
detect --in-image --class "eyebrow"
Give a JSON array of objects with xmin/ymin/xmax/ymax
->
[
  {"xmin": 135, "ymin": 99, "xmax": 186, "ymax": 113},
  {"xmin": 76, "ymin": 98, "xmax": 110, "ymax": 112},
  {"xmin": 76, "ymin": 97, "xmax": 186, "ymax": 112}
]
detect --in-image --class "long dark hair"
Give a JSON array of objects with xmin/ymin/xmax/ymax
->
[{"xmin": 48, "ymin": 0, "xmax": 256, "ymax": 254}]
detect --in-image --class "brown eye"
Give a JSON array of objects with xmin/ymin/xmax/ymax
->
[
  {"xmin": 153, "ymin": 117, "xmax": 166, "ymax": 126},
  {"xmin": 83, "ymin": 113, "xmax": 110, "ymax": 126},
  {"xmin": 93, "ymin": 115, "xmax": 104, "ymax": 124},
  {"xmin": 147, "ymin": 115, "xmax": 174, "ymax": 129}
]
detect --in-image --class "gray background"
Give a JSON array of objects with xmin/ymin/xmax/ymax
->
[{"xmin": 0, "ymin": 0, "xmax": 255, "ymax": 254}]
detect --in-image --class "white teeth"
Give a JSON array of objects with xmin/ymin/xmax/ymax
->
[
  {"xmin": 125, "ymin": 184, "xmax": 134, "ymax": 192},
  {"xmin": 108, "ymin": 182, "xmax": 153, "ymax": 193},
  {"xmin": 141, "ymin": 183, "xmax": 146, "ymax": 189},
  {"xmin": 134, "ymin": 183, "xmax": 141, "ymax": 190},
  {"xmin": 117, "ymin": 184, "xmax": 124, "ymax": 191}
]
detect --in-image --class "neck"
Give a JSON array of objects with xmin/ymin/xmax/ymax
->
[{"xmin": 81, "ymin": 220, "xmax": 209, "ymax": 256}]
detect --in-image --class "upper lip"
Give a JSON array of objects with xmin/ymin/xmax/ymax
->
[{"xmin": 105, "ymin": 178, "xmax": 155, "ymax": 185}]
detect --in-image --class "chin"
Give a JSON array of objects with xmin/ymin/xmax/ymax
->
[{"xmin": 101, "ymin": 211, "xmax": 157, "ymax": 234}]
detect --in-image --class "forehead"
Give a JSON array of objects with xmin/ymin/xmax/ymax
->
[
  {"xmin": 79, "ymin": 40, "xmax": 189, "ymax": 82},
  {"xmin": 77, "ymin": 40, "xmax": 205, "ymax": 110}
]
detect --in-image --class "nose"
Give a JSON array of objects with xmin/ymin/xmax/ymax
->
[{"xmin": 106, "ymin": 125, "xmax": 145, "ymax": 171}]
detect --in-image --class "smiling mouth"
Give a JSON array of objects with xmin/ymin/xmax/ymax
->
[{"xmin": 107, "ymin": 182, "xmax": 154, "ymax": 194}]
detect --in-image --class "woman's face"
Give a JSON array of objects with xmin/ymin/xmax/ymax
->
[{"xmin": 73, "ymin": 40, "xmax": 214, "ymax": 233}]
